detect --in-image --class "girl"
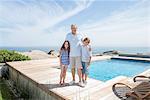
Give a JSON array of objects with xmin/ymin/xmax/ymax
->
[{"xmin": 59, "ymin": 41, "xmax": 70, "ymax": 85}]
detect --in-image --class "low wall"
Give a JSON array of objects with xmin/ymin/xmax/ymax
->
[{"xmin": 8, "ymin": 64, "xmax": 67, "ymax": 100}]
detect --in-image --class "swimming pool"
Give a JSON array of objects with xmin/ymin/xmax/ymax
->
[{"xmin": 89, "ymin": 59, "xmax": 150, "ymax": 81}]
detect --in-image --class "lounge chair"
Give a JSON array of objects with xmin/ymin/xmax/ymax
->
[
  {"xmin": 133, "ymin": 75, "xmax": 150, "ymax": 82},
  {"xmin": 112, "ymin": 75, "xmax": 150, "ymax": 100}
]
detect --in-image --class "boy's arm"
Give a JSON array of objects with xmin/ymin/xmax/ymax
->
[
  {"xmin": 88, "ymin": 56, "xmax": 91, "ymax": 66},
  {"xmin": 89, "ymin": 45, "xmax": 91, "ymax": 51},
  {"xmin": 88, "ymin": 47, "xmax": 92, "ymax": 66}
]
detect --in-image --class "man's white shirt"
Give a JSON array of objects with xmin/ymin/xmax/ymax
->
[{"xmin": 65, "ymin": 32, "xmax": 83, "ymax": 57}]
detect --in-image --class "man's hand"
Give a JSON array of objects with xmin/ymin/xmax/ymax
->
[{"xmin": 80, "ymin": 66, "xmax": 83, "ymax": 69}]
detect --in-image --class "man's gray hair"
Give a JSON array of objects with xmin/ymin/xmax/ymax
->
[{"xmin": 71, "ymin": 24, "xmax": 77, "ymax": 28}]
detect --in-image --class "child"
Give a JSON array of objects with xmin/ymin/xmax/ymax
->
[
  {"xmin": 81, "ymin": 37, "xmax": 92, "ymax": 85},
  {"xmin": 59, "ymin": 41, "xmax": 70, "ymax": 85}
]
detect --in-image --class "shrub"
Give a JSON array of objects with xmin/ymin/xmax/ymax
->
[{"xmin": 0, "ymin": 50, "xmax": 31, "ymax": 63}]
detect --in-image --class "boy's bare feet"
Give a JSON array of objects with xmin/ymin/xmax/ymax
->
[
  {"xmin": 84, "ymin": 80, "xmax": 87, "ymax": 85},
  {"xmin": 78, "ymin": 81, "xmax": 85, "ymax": 87}
]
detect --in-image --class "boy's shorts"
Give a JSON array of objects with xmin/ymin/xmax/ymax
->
[
  {"xmin": 70, "ymin": 56, "xmax": 82, "ymax": 69},
  {"xmin": 81, "ymin": 62, "xmax": 89, "ymax": 75}
]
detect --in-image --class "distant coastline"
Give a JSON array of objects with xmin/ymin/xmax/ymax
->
[{"xmin": 0, "ymin": 47, "xmax": 150, "ymax": 54}]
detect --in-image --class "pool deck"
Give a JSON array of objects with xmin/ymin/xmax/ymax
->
[
  {"xmin": 112, "ymin": 55, "xmax": 150, "ymax": 61},
  {"xmin": 6, "ymin": 56, "xmax": 150, "ymax": 100}
]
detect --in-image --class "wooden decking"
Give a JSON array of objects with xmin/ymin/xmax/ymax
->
[
  {"xmin": 5, "ymin": 56, "xmax": 122, "ymax": 100},
  {"xmin": 6, "ymin": 56, "xmax": 150, "ymax": 100}
]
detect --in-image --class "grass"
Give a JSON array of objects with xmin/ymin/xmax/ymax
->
[
  {"xmin": 0, "ymin": 91, "xmax": 2, "ymax": 100},
  {"xmin": 0, "ymin": 79, "xmax": 15, "ymax": 100}
]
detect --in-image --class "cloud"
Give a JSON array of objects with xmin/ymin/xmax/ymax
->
[
  {"xmin": 80, "ymin": 0, "xmax": 150, "ymax": 47},
  {"xmin": 0, "ymin": 0, "xmax": 94, "ymax": 47},
  {"xmin": 0, "ymin": 0, "xmax": 149, "ymax": 48}
]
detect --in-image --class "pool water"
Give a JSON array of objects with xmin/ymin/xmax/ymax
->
[{"xmin": 89, "ymin": 59, "xmax": 150, "ymax": 81}]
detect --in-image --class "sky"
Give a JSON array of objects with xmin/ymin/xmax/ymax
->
[{"xmin": 0, "ymin": 0, "xmax": 150, "ymax": 47}]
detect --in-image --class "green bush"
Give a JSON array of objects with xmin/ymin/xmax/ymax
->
[{"xmin": 0, "ymin": 50, "xmax": 31, "ymax": 63}]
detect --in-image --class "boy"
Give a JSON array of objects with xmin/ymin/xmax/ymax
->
[{"xmin": 81, "ymin": 37, "xmax": 92, "ymax": 85}]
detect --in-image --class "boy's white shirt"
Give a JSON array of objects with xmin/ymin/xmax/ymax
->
[{"xmin": 81, "ymin": 44, "xmax": 92, "ymax": 62}]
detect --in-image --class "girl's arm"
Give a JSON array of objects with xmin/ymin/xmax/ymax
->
[{"xmin": 59, "ymin": 50, "xmax": 62, "ymax": 66}]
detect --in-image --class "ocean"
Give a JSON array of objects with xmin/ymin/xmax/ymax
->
[{"xmin": 0, "ymin": 47, "xmax": 150, "ymax": 54}]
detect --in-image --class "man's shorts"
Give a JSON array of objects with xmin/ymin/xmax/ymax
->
[{"xmin": 70, "ymin": 56, "xmax": 82, "ymax": 69}]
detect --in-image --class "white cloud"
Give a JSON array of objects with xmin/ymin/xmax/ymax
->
[
  {"xmin": 80, "ymin": 0, "xmax": 150, "ymax": 47},
  {"xmin": 0, "ymin": 0, "xmax": 149, "ymax": 48},
  {"xmin": 0, "ymin": 0, "xmax": 94, "ymax": 47}
]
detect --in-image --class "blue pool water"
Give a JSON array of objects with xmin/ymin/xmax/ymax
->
[{"xmin": 89, "ymin": 59, "xmax": 150, "ymax": 81}]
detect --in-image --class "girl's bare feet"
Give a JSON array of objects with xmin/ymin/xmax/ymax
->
[
  {"xmin": 59, "ymin": 81, "xmax": 63, "ymax": 86},
  {"xmin": 62, "ymin": 81, "xmax": 65, "ymax": 86}
]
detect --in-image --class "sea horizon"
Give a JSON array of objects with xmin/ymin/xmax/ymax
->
[{"xmin": 0, "ymin": 46, "xmax": 150, "ymax": 54}]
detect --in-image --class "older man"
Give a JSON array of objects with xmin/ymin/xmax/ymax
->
[{"xmin": 65, "ymin": 24, "xmax": 83, "ymax": 86}]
